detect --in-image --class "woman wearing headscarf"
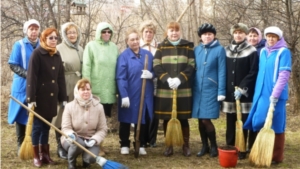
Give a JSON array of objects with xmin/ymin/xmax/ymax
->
[
  {"xmin": 8, "ymin": 19, "xmax": 40, "ymax": 155},
  {"xmin": 153, "ymin": 21, "xmax": 195, "ymax": 157},
  {"xmin": 192, "ymin": 23, "xmax": 226, "ymax": 158},
  {"xmin": 116, "ymin": 28, "xmax": 154, "ymax": 155},
  {"xmin": 51, "ymin": 22, "xmax": 83, "ymax": 159},
  {"xmin": 82, "ymin": 22, "xmax": 118, "ymax": 118},
  {"xmin": 247, "ymin": 27, "xmax": 266, "ymax": 55},
  {"xmin": 139, "ymin": 20, "xmax": 159, "ymax": 147},
  {"xmin": 61, "ymin": 78, "xmax": 107, "ymax": 169},
  {"xmin": 26, "ymin": 27, "xmax": 67, "ymax": 167},
  {"xmin": 244, "ymin": 26, "xmax": 291, "ymax": 164}
]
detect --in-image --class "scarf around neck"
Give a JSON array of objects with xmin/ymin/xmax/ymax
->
[
  {"xmin": 74, "ymin": 84, "xmax": 93, "ymax": 109},
  {"xmin": 266, "ymin": 37, "xmax": 287, "ymax": 55},
  {"xmin": 40, "ymin": 40, "xmax": 57, "ymax": 56}
]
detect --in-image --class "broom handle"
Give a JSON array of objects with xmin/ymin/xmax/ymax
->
[
  {"xmin": 171, "ymin": 90, "xmax": 177, "ymax": 119},
  {"xmin": 176, "ymin": 0, "xmax": 195, "ymax": 22},
  {"xmin": 235, "ymin": 87, "xmax": 242, "ymax": 120},
  {"xmin": 10, "ymin": 95, "xmax": 97, "ymax": 158},
  {"xmin": 236, "ymin": 99, "xmax": 242, "ymax": 120},
  {"xmin": 263, "ymin": 103, "xmax": 275, "ymax": 128},
  {"xmin": 135, "ymin": 55, "xmax": 148, "ymax": 146}
]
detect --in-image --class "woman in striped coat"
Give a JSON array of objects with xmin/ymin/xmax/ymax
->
[{"xmin": 153, "ymin": 21, "xmax": 195, "ymax": 157}]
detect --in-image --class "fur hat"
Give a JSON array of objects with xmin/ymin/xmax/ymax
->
[
  {"xmin": 23, "ymin": 19, "xmax": 40, "ymax": 34},
  {"xmin": 230, "ymin": 23, "xmax": 248, "ymax": 35},
  {"xmin": 197, "ymin": 23, "xmax": 216, "ymax": 37},
  {"xmin": 264, "ymin": 26, "xmax": 283, "ymax": 39}
]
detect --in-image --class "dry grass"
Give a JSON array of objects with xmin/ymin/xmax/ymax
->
[{"xmin": 1, "ymin": 93, "xmax": 300, "ymax": 168}]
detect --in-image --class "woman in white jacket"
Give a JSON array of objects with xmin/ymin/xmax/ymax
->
[{"xmin": 61, "ymin": 78, "xmax": 107, "ymax": 169}]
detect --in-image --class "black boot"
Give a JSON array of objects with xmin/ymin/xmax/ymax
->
[
  {"xmin": 55, "ymin": 130, "xmax": 67, "ymax": 159},
  {"xmin": 82, "ymin": 158, "xmax": 90, "ymax": 168},
  {"xmin": 197, "ymin": 126, "xmax": 209, "ymax": 157},
  {"xmin": 182, "ymin": 127, "xmax": 191, "ymax": 157},
  {"xmin": 207, "ymin": 131, "xmax": 218, "ymax": 157},
  {"xmin": 163, "ymin": 120, "xmax": 173, "ymax": 157}
]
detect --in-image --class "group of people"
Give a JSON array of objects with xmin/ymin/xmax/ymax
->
[{"xmin": 7, "ymin": 18, "xmax": 291, "ymax": 169}]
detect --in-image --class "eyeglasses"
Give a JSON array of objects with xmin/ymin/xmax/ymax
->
[
  {"xmin": 101, "ymin": 30, "xmax": 112, "ymax": 34},
  {"xmin": 47, "ymin": 36, "xmax": 58, "ymax": 40}
]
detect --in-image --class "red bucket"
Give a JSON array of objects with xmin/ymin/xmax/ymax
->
[{"xmin": 218, "ymin": 145, "xmax": 239, "ymax": 168}]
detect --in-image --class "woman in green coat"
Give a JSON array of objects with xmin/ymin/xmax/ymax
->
[
  {"xmin": 82, "ymin": 22, "xmax": 118, "ymax": 155},
  {"xmin": 82, "ymin": 22, "xmax": 118, "ymax": 117}
]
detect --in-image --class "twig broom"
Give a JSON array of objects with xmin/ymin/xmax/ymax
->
[
  {"xmin": 18, "ymin": 106, "xmax": 35, "ymax": 160},
  {"xmin": 235, "ymin": 87, "xmax": 246, "ymax": 152},
  {"xmin": 249, "ymin": 103, "xmax": 275, "ymax": 167},
  {"xmin": 10, "ymin": 95, "xmax": 128, "ymax": 169},
  {"xmin": 165, "ymin": 90, "xmax": 184, "ymax": 147}
]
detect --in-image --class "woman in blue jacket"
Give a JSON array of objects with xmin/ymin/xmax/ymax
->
[
  {"xmin": 244, "ymin": 26, "xmax": 291, "ymax": 164},
  {"xmin": 192, "ymin": 23, "xmax": 226, "ymax": 157},
  {"xmin": 8, "ymin": 19, "xmax": 40, "ymax": 155},
  {"xmin": 116, "ymin": 28, "xmax": 154, "ymax": 155}
]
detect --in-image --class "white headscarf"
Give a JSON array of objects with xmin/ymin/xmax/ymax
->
[{"xmin": 74, "ymin": 83, "xmax": 93, "ymax": 108}]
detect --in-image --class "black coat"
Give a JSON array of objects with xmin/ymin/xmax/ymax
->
[
  {"xmin": 224, "ymin": 40, "xmax": 258, "ymax": 103},
  {"xmin": 26, "ymin": 46, "xmax": 67, "ymax": 119}
]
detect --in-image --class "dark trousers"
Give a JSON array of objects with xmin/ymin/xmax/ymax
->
[
  {"xmin": 16, "ymin": 122, "xmax": 26, "ymax": 147},
  {"xmin": 32, "ymin": 117, "xmax": 52, "ymax": 145},
  {"xmin": 102, "ymin": 103, "xmax": 113, "ymax": 117},
  {"xmin": 226, "ymin": 113, "xmax": 249, "ymax": 147},
  {"xmin": 144, "ymin": 113, "xmax": 159, "ymax": 145},
  {"xmin": 119, "ymin": 122, "xmax": 146, "ymax": 147}
]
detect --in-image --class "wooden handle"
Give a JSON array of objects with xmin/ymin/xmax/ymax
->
[
  {"xmin": 10, "ymin": 95, "xmax": 97, "ymax": 158},
  {"xmin": 171, "ymin": 90, "xmax": 177, "ymax": 119},
  {"xmin": 135, "ymin": 54, "xmax": 148, "ymax": 156},
  {"xmin": 235, "ymin": 86, "xmax": 242, "ymax": 120}
]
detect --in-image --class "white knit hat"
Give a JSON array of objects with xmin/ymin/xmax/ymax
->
[
  {"xmin": 264, "ymin": 26, "xmax": 283, "ymax": 39},
  {"xmin": 23, "ymin": 19, "xmax": 40, "ymax": 34}
]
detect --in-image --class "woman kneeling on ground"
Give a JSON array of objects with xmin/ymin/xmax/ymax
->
[{"xmin": 61, "ymin": 78, "xmax": 107, "ymax": 169}]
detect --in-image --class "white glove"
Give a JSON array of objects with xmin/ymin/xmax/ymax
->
[
  {"xmin": 96, "ymin": 156, "xmax": 107, "ymax": 166},
  {"xmin": 217, "ymin": 95, "xmax": 225, "ymax": 101},
  {"xmin": 28, "ymin": 102, "xmax": 37, "ymax": 109},
  {"xmin": 234, "ymin": 89, "xmax": 242, "ymax": 100},
  {"xmin": 121, "ymin": 97, "xmax": 130, "ymax": 108},
  {"xmin": 169, "ymin": 78, "xmax": 181, "ymax": 89},
  {"xmin": 270, "ymin": 96, "xmax": 278, "ymax": 107},
  {"xmin": 167, "ymin": 78, "xmax": 173, "ymax": 88},
  {"xmin": 84, "ymin": 139, "xmax": 96, "ymax": 147},
  {"xmin": 61, "ymin": 101, "xmax": 67, "ymax": 107},
  {"xmin": 141, "ymin": 70, "xmax": 153, "ymax": 79},
  {"xmin": 66, "ymin": 133, "xmax": 76, "ymax": 144}
]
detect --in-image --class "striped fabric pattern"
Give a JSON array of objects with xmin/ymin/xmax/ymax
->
[{"xmin": 153, "ymin": 38, "xmax": 195, "ymax": 120}]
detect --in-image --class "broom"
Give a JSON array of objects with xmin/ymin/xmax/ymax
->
[
  {"xmin": 234, "ymin": 87, "xmax": 246, "ymax": 152},
  {"xmin": 18, "ymin": 106, "xmax": 35, "ymax": 160},
  {"xmin": 249, "ymin": 103, "xmax": 275, "ymax": 167},
  {"xmin": 165, "ymin": 90, "xmax": 184, "ymax": 147},
  {"xmin": 134, "ymin": 54, "xmax": 148, "ymax": 158},
  {"xmin": 10, "ymin": 95, "xmax": 128, "ymax": 169}
]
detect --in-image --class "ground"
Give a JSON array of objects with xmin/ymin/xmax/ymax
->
[{"xmin": 1, "ymin": 90, "xmax": 300, "ymax": 168}]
